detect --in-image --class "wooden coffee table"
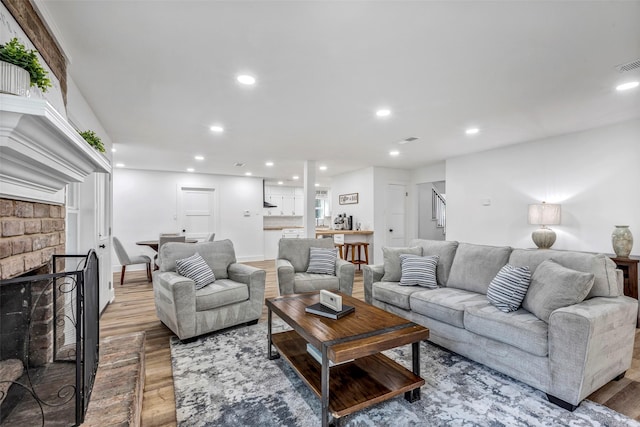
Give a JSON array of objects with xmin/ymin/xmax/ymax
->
[{"xmin": 266, "ymin": 292, "xmax": 429, "ymax": 427}]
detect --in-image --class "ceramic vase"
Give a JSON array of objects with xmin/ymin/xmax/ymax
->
[{"xmin": 611, "ymin": 225, "xmax": 633, "ymax": 258}]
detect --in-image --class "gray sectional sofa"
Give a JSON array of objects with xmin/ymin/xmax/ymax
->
[{"xmin": 363, "ymin": 239, "xmax": 638, "ymax": 410}]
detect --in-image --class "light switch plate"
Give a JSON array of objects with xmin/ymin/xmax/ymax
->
[{"xmin": 320, "ymin": 290, "xmax": 342, "ymax": 311}]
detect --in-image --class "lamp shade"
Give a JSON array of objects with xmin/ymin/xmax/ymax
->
[{"xmin": 528, "ymin": 203, "xmax": 561, "ymax": 225}]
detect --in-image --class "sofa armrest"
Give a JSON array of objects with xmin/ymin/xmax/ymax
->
[
  {"xmin": 152, "ymin": 271, "xmax": 197, "ymax": 339},
  {"xmin": 276, "ymin": 258, "xmax": 295, "ymax": 295},
  {"xmin": 363, "ymin": 264, "xmax": 384, "ymax": 304},
  {"xmin": 228, "ymin": 263, "xmax": 266, "ymax": 302},
  {"xmin": 336, "ymin": 259, "xmax": 355, "ymax": 296},
  {"xmin": 548, "ymin": 296, "xmax": 638, "ymax": 405}
]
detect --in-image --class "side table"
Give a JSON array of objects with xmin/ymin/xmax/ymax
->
[{"xmin": 611, "ymin": 257, "xmax": 639, "ymax": 299}]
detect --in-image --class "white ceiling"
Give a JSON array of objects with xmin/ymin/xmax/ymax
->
[{"xmin": 41, "ymin": 1, "xmax": 640, "ymax": 186}]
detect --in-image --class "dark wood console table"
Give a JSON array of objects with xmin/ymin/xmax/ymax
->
[{"xmin": 611, "ymin": 256, "xmax": 638, "ymax": 299}]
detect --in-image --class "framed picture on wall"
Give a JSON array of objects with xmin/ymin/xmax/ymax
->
[{"xmin": 339, "ymin": 193, "xmax": 359, "ymax": 205}]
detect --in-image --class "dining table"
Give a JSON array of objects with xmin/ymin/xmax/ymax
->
[{"xmin": 135, "ymin": 239, "xmax": 198, "ymax": 252}]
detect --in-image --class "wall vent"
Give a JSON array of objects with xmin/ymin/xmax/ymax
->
[
  {"xmin": 615, "ymin": 59, "xmax": 640, "ymax": 73},
  {"xmin": 234, "ymin": 162, "xmax": 245, "ymax": 167},
  {"xmin": 398, "ymin": 136, "xmax": 419, "ymax": 144}
]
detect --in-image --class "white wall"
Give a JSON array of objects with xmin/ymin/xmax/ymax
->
[
  {"xmin": 331, "ymin": 167, "xmax": 375, "ymax": 230},
  {"xmin": 113, "ymin": 169, "xmax": 264, "ymax": 269},
  {"xmin": 446, "ymin": 118, "xmax": 640, "ymax": 255}
]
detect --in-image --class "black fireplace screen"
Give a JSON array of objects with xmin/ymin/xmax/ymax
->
[{"xmin": 0, "ymin": 250, "xmax": 100, "ymax": 426}]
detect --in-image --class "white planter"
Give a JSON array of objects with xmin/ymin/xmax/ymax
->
[{"xmin": 0, "ymin": 60, "xmax": 30, "ymax": 96}]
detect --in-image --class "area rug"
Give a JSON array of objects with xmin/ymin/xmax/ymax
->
[{"xmin": 170, "ymin": 321, "xmax": 638, "ymax": 427}]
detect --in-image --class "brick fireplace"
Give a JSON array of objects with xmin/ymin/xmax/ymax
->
[{"xmin": 0, "ymin": 199, "xmax": 66, "ymax": 280}]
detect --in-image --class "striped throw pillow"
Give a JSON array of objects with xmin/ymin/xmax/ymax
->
[
  {"xmin": 486, "ymin": 264, "xmax": 531, "ymax": 312},
  {"xmin": 175, "ymin": 252, "xmax": 216, "ymax": 290},
  {"xmin": 306, "ymin": 247, "xmax": 338, "ymax": 275},
  {"xmin": 399, "ymin": 254, "xmax": 439, "ymax": 288}
]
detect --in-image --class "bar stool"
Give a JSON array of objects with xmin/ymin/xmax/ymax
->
[
  {"xmin": 345, "ymin": 242, "xmax": 369, "ymax": 270},
  {"xmin": 333, "ymin": 234, "xmax": 346, "ymax": 259}
]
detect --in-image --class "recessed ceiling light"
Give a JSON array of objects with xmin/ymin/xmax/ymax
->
[
  {"xmin": 315, "ymin": 183, "xmax": 320, "ymax": 187},
  {"xmin": 292, "ymin": 175, "xmax": 299, "ymax": 180},
  {"xmin": 616, "ymin": 81, "xmax": 639, "ymax": 91},
  {"xmin": 115, "ymin": 163, "xmax": 125, "ymax": 168},
  {"xmin": 389, "ymin": 150, "xmax": 400, "ymax": 157},
  {"xmin": 210, "ymin": 125, "xmax": 224, "ymax": 133},
  {"xmin": 376, "ymin": 108, "xmax": 391, "ymax": 117},
  {"xmin": 245, "ymin": 172, "xmax": 252, "ymax": 176},
  {"xmin": 111, "ymin": 148, "xmax": 116, "ymax": 153},
  {"xmin": 187, "ymin": 168, "xmax": 195, "ymax": 172},
  {"xmin": 319, "ymin": 165, "xmax": 327, "ymax": 171},
  {"xmin": 265, "ymin": 161, "xmax": 274, "ymax": 167},
  {"xmin": 278, "ymin": 181, "xmax": 283, "ymax": 185},
  {"xmin": 237, "ymin": 74, "xmax": 256, "ymax": 85},
  {"xmin": 195, "ymin": 155, "xmax": 204, "ymax": 161},
  {"xmin": 465, "ymin": 127, "xmax": 480, "ymax": 135}
]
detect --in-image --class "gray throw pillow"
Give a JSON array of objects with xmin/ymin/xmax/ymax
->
[
  {"xmin": 522, "ymin": 259, "xmax": 595, "ymax": 322},
  {"xmin": 399, "ymin": 254, "xmax": 439, "ymax": 288},
  {"xmin": 381, "ymin": 246, "xmax": 423, "ymax": 282},
  {"xmin": 176, "ymin": 252, "xmax": 216, "ymax": 290},
  {"xmin": 306, "ymin": 247, "xmax": 337, "ymax": 275},
  {"xmin": 486, "ymin": 264, "xmax": 531, "ymax": 312}
]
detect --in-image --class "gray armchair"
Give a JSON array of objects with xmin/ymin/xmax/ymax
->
[
  {"xmin": 276, "ymin": 238, "xmax": 355, "ymax": 296},
  {"xmin": 152, "ymin": 239, "xmax": 266, "ymax": 341}
]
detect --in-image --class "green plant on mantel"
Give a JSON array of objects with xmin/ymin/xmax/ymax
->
[
  {"xmin": 0, "ymin": 37, "xmax": 52, "ymax": 92},
  {"xmin": 79, "ymin": 130, "xmax": 106, "ymax": 153}
]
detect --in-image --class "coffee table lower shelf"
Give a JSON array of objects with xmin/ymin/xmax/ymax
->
[{"xmin": 271, "ymin": 329, "xmax": 425, "ymax": 418}]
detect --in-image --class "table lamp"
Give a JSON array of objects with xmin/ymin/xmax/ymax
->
[{"xmin": 528, "ymin": 202, "xmax": 561, "ymax": 249}]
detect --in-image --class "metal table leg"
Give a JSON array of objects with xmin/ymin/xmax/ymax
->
[
  {"xmin": 322, "ymin": 344, "xmax": 330, "ymax": 427},
  {"xmin": 405, "ymin": 341, "xmax": 421, "ymax": 402},
  {"xmin": 267, "ymin": 308, "xmax": 279, "ymax": 360}
]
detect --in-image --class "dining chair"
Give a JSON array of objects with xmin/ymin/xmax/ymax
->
[
  {"xmin": 113, "ymin": 236, "xmax": 152, "ymax": 285},
  {"xmin": 155, "ymin": 235, "xmax": 186, "ymax": 268}
]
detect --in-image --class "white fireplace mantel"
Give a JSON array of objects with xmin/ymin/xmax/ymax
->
[{"xmin": 0, "ymin": 94, "xmax": 111, "ymax": 205}]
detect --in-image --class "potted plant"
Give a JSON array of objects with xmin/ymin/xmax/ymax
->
[
  {"xmin": 0, "ymin": 37, "xmax": 52, "ymax": 95},
  {"xmin": 79, "ymin": 130, "xmax": 106, "ymax": 153}
]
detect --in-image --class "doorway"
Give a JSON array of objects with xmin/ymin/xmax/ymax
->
[
  {"xmin": 386, "ymin": 184, "xmax": 406, "ymax": 247},
  {"xmin": 178, "ymin": 187, "xmax": 217, "ymax": 240}
]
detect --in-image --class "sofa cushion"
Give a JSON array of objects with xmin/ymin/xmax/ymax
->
[
  {"xmin": 399, "ymin": 254, "xmax": 439, "ymax": 288},
  {"xmin": 381, "ymin": 246, "xmax": 423, "ymax": 282},
  {"xmin": 464, "ymin": 304, "xmax": 549, "ymax": 357},
  {"xmin": 176, "ymin": 252, "xmax": 216, "ymax": 290},
  {"xmin": 522, "ymin": 259, "xmax": 595, "ymax": 322},
  {"xmin": 410, "ymin": 288, "xmax": 488, "ymax": 328},
  {"xmin": 486, "ymin": 264, "xmax": 532, "ymax": 312},
  {"xmin": 306, "ymin": 247, "xmax": 338, "ymax": 275},
  {"xmin": 373, "ymin": 282, "xmax": 425, "ymax": 310},
  {"xmin": 408, "ymin": 240, "xmax": 459, "ymax": 287},
  {"xmin": 292, "ymin": 272, "xmax": 340, "ymax": 293},
  {"xmin": 509, "ymin": 249, "xmax": 619, "ymax": 298},
  {"xmin": 195, "ymin": 279, "xmax": 249, "ymax": 311},
  {"xmin": 447, "ymin": 243, "xmax": 512, "ymax": 294}
]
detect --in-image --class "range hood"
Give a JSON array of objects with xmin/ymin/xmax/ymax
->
[
  {"xmin": 0, "ymin": 94, "xmax": 112, "ymax": 204},
  {"xmin": 263, "ymin": 180, "xmax": 277, "ymax": 208}
]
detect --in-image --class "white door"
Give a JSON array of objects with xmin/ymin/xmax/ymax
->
[
  {"xmin": 386, "ymin": 184, "xmax": 406, "ymax": 247},
  {"xmin": 76, "ymin": 172, "xmax": 113, "ymax": 312},
  {"xmin": 178, "ymin": 187, "xmax": 217, "ymax": 240}
]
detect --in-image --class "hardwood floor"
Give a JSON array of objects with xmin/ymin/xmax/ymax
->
[{"xmin": 102, "ymin": 262, "xmax": 640, "ymax": 426}]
